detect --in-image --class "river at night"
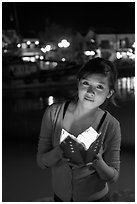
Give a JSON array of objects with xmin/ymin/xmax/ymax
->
[{"xmin": 2, "ymin": 76, "xmax": 135, "ymax": 201}]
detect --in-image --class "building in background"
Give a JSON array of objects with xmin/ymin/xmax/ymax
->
[
  {"xmin": 2, "ymin": 28, "xmax": 135, "ymax": 63},
  {"xmin": 2, "ymin": 28, "xmax": 135, "ymax": 89},
  {"xmin": 96, "ymin": 33, "xmax": 135, "ymax": 61}
]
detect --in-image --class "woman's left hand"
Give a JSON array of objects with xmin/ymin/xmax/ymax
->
[
  {"xmin": 95, "ymin": 152, "xmax": 103, "ymax": 161},
  {"xmin": 86, "ymin": 153, "xmax": 103, "ymax": 168}
]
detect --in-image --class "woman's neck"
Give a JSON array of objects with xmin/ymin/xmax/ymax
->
[{"xmin": 72, "ymin": 101, "xmax": 99, "ymax": 119}]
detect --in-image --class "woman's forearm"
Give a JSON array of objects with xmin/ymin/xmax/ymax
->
[
  {"xmin": 92, "ymin": 158, "xmax": 119, "ymax": 183},
  {"xmin": 37, "ymin": 146, "xmax": 63, "ymax": 168}
]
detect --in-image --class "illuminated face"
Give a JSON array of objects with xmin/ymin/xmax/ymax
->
[{"xmin": 78, "ymin": 73, "xmax": 114, "ymax": 109}]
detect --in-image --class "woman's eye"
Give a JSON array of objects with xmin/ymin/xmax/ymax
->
[
  {"xmin": 97, "ymin": 85, "xmax": 104, "ymax": 90},
  {"xmin": 82, "ymin": 81, "xmax": 89, "ymax": 86}
]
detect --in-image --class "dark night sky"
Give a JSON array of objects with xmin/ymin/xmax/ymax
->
[{"xmin": 2, "ymin": 2, "xmax": 135, "ymax": 37}]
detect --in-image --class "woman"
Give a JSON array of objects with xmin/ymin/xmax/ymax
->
[{"xmin": 37, "ymin": 57, "xmax": 121, "ymax": 202}]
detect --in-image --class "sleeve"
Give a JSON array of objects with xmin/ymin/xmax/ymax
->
[
  {"xmin": 37, "ymin": 105, "xmax": 63, "ymax": 169},
  {"xmin": 102, "ymin": 120, "xmax": 121, "ymax": 182},
  {"xmin": 104, "ymin": 121, "xmax": 121, "ymax": 172}
]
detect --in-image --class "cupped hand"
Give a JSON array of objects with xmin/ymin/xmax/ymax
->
[
  {"xmin": 69, "ymin": 162, "xmax": 85, "ymax": 169},
  {"xmin": 86, "ymin": 153, "xmax": 103, "ymax": 169},
  {"xmin": 95, "ymin": 152, "xmax": 103, "ymax": 161}
]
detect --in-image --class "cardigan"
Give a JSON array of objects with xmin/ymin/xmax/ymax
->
[{"xmin": 37, "ymin": 101, "xmax": 121, "ymax": 201}]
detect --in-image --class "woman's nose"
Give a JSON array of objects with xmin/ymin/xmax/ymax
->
[{"xmin": 87, "ymin": 85, "xmax": 95, "ymax": 94}]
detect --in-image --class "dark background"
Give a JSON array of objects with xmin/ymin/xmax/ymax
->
[{"xmin": 2, "ymin": 2, "xmax": 135, "ymax": 36}]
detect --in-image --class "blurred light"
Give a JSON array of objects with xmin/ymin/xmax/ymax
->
[
  {"xmin": 44, "ymin": 61, "xmax": 58, "ymax": 69},
  {"xmin": 40, "ymin": 56, "xmax": 44, "ymax": 60},
  {"xmin": 121, "ymin": 52, "xmax": 127, "ymax": 58},
  {"xmin": 128, "ymin": 48, "xmax": 132, "ymax": 52},
  {"xmin": 45, "ymin": 61, "xmax": 50, "ymax": 65},
  {"xmin": 116, "ymin": 50, "xmax": 135, "ymax": 60},
  {"xmin": 84, "ymin": 50, "xmax": 95, "ymax": 56},
  {"xmin": 127, "ymin": 77, "xmax": 131, "ymax": 92},
  {"xmin": 22, "ymin": 56, "xmax": 35, "ymax": 62},
  {"xmin": 121, "ymin": 40, "xmax": 126, "ymax": 48},
  {"xmin": 131, "ymin": 77, "xmax": 135, "ymax": 90},
  {"xmin": 22, "ymin": 57, "xmax": 30, "ymax": 61},
  {"xmin": 129, "ymin": 53, "xmax": 135, "ymax": 60},
  {"xmin": 30, "ymin": 57, "xmax": 35, "ymax": 62},
  {"xmin": 58, "ymin": 39, "xmax": 70, "ymax": 48},
  {"xmin": 132, "ymin": 42, "xmax": 135, "ymax": 48},
  {"xmin": 117, "ymin": 78, "xmax": 122, "ymax": 90},
  {"xmin": 45, "ymin": 45, "xmax": 52, "ymax": 51},
  {"xmin": 52, "ymin": 62, "xmax": 58, "ymax": 67},
  {"xmin": 41, "ymin": 48, "xmax": 46, "ymax": 53},
  {"xmin": 27, "ymin": 41, "xmax": 31, "ymax": 45},
  {"xmin": 127, "ymin": 51, "xmax": 132, "ymax": 57},
  {"xmin": 41, "ymin": 44, "xmax": 52, "ymax": 53},
  {"xmin": 96, "ymin": 48, "xmax": 101, "ymax": 57},
  {"xmin": 3, "ymin": 42, "xmax": 8, "ymax": 47},
  {"xmin": 84, "ymin": 51, "xmax": 91, "ymax": 56},
  {"xmin": 17, "ymin": 43, "xmax": 21, "ymax": 48},
  {"xmin": 35, "ymin": 55, "xmax": 39, "ymax": 59},
  {"xmin": 90, "ymin": 39, "xmax": 95, "ymax": 43},
  {"xmin": 35, "ymin": 41, "xmax": 39, "ymax": 45},
  {"xmin": 3, "ymin": 49, "xmax": 8, "ymax": 53},
  {"xmin": 90, "ymin": 51, "xmax": 95, "ymax": 55},
  {"xmin": 118, "ymin": 77, "xmax": 135, "ymax": 95},
  {"xmin": 116, "ymin": 52, "xmax": 122, "ymax": 59},
  {"xmin": 22, "ymin": 43, "xmax": 27, "ymax": 49},
  {"xmin": 48, "ymin": 96, "xmax": 54, "ymax": 105},
  {"xmin": 121, "ymin": 77, "xmax": 127, "ymax": 89},
  {"xmin": 61, "ymin": 58, "xmax": 66, "ymax": 61},
  {"xmin": 127, "ymin": 49, "xmax": 135, "ymax": 60}
]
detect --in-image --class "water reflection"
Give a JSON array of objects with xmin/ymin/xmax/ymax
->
[
  {"xmin": 5, "ymin": 76, "xmax": 134, "ymax": 112},
  {"xmin": 117, "ymin": 77, "xmax": 135, "ymax": 101}
]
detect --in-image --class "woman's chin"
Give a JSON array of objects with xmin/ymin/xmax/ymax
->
[
  {"xmin": 82, "ymin": 100, "xmax": 96, "ymax": 108},
  {"xmin": 84, "ymin": 98, "xmax": 94, "ymax": 103}
]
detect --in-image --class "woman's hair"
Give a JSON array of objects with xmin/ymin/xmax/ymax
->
[
  {"xmin": 75, "ymin": 57, "xmax": 118, "ymax": 106},
  {"xmin": 77, "ymin": 57, "xmax": 117, "ymax": 91}
]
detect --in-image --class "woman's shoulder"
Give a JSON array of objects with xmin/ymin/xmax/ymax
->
[
  {"xmin": 46, "ymin": 101, "xmax": 66, "ymax": 112},
  {"xmin": 105, "ymin": 110, "xmax": 120, "ymax": 126},
  {"xmin": 42, "ymin": 101, "xmax": 66, "ymax": 121}
]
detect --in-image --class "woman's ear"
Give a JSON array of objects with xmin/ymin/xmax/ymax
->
[{"xmin": 107, "ymin": 90, "xmax": 114, "ymax": 98}]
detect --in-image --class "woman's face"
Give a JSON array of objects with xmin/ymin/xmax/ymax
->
[{"xmin": 78, "ymin": 73, "xmax": 113, "ymax": 109}]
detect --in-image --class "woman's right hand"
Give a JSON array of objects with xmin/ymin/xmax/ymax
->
[
  {"xmin": 68, "ymin": 161, "xmax": 85, "ymax": 169},
  {"xmin": 61, "ymin": 156, "xmax": 84, "ymax": 169}
]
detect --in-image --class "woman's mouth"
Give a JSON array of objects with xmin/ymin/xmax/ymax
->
[{"xmin": 84, "ymin": 96, "xmax": 94, "ymax": 102}]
